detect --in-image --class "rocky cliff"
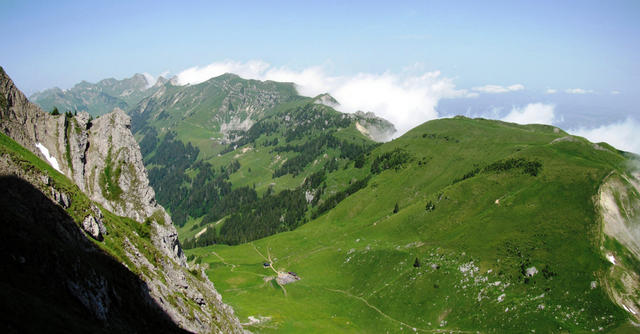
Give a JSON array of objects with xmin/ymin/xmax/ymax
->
[
  {"xmin": 0, "ymin": 66, "xmax": 243, "ymax": 333},
  {"xmin": 1, "ymin": 67, "xmax": 159, "ymax": 223}
]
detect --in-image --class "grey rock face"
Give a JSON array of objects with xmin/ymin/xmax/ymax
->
[
  {"xmin": 83, "ymin": 107, "xmax": 159, "ymax": 222},
  {"xmin": 0, "ymin": 68, "xmax": 159, "ymax": 224},
  {"xmin": 152, "ymin": 219, "xmax": 187, "ymax": 267}
]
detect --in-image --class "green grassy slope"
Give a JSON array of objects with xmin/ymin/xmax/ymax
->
[{"xmin": 188, "ymin": 117, "xmax": 640, "ymax": 333}]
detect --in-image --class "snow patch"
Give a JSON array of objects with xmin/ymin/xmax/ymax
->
[
  {"xmin": 35, "ymin": 142, "xmax": 62, "ymax": 172},
  {"xmin": 606, "ymin": 254, "xmax": 616, "ymax": 265}
]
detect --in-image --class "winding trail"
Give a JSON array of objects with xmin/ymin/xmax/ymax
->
[
  {"xmin": 324, "ymin": 288, "xmax": 474, "ymax": 333},
  {"xmin": 211, "ymin": 251, "xmax": 237, "ymax": 272}
]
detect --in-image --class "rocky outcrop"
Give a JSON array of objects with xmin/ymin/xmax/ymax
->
[
  {"xmin": 1, "ymin": 66, "xmax": 244, "ymax": 333},
  {"xmin": 351, "ymin": 110, "xmax": 397, "ymax": 142},
  {"xmin": 1, "ymin": 67, "xmax": 160, "ymax": 224},
  {"xmin": 82, "ymin": 205, "xmax": 107, "ymax": 241},
  {"xmin": 597, "ymin": 172, "xmax": 640, "ymax": 322},
  {"xmin": 83, "ymin": 107, "xmax": 159, "ymax": 222}
]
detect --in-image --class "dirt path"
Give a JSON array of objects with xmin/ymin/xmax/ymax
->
[
  {"xmin": 324, "ymin": 288, "xmax": 474, "ymax": 333},
  {"xmin": 211, "ymin": 251, "xmax": 237, "ymax": 272},
  {"xmin": 251, "ymin": 243, "xmax": 287, "ymax": 296}
]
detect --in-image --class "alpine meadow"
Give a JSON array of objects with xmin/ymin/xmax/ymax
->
[{"xmin": 1, "ymin": 1, "xmax": 639, "ymax": 333}]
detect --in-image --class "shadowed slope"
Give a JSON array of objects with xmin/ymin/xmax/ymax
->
[{"xmin": 0, "ymin": 175, "xmax": 190, "ymax": 333}]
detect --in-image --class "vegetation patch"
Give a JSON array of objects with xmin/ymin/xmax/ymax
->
[
  {"xmin": 99, "ymin": 146, "xmax": 123, "ymax": 201},
  {"xmin": 63, "ymin": 111, "xmax": 74, "ymax": 174},
  {"xmin": 454, "ymin": 157, "xmax": 543, "ymax": 183},
  {"xmin": 370, "ymin": 148, "xmax": 413, "ymax": 174},
  {"xmin": 422, "ymin": 132, "xmax": 459, "ymax": 143}
]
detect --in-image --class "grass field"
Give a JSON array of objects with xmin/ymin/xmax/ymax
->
[{"xmin": 186, "ymin": 117, "xmax": 640, "ymax": 333}]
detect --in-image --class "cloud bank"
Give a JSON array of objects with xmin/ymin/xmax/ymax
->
[
  {"xmin": 501, "ymin": 103, "xmax": 557, "ymax": 125},
  {"xmin": 175, "ymin": 60, "xmax": 475, "ymax": 136},
  {"xmin": 472, "ymin": 84, "xmax": 524, "ymax": 94},
  {"xmin": 571, "ymin": 118, "xmax": 640, "ymax": 154}
]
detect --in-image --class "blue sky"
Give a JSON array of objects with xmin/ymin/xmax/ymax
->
[
  {"xmin": 1, "ymin": 0, "xmax": 638, "ymax": 94},
  {"xmin": 1, "ymin": 1, "xmax": 639, "ymax": 151}
]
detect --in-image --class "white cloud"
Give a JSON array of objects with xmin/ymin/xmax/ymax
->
[
  {"xmin": 501, "ymin": 103, "xmax": 556, "ymax": 125},
  {"xmin": 175, "ymin": 60, "xmax": 270, "ymax": 86},
  {"xmin": 546, "ymin": 88, "xmax": 557, "ymax": 94},
  {"xmin": 174, "ymin": 60, "xmax": 474, "ymax": 136},
  {"xmin": 565, "ymin": 88, "xmax": 594, "ymax": 94},
  {"xmin": 472, "ymin": 84, "xmax": 525, "ymax": 94},
  {"xmin": 611, "ymin": 90, "xmax": 621, "ymax": 95},
  {"xmin": 571, "ymin": 118, "xmax": 640, "ymax": 154}
]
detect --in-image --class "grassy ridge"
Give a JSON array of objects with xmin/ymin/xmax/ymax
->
[{"xmin": 187, "ymin": 117, "xmax": 638, "ymax": 332}]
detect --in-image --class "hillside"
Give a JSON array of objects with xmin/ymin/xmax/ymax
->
[
  {"xmin": 186, "ymin": 117, "xmax": 640, "ymax": 333},
  {"xmin": 128, "ymin": 74, "xmax": 394, "ymax": 246},
  {"xmin": 130, "ymin": 73, "xmax": 299, "ymax": 154}
]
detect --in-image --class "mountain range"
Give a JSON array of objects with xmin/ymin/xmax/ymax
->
[{"xmin": 5, "ymin": 67, "xmax": 640, "ymax": 332}]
